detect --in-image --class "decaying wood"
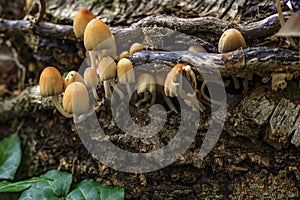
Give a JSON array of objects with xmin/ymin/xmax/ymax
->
[
  {"xmin": 0, "ymin": 47, "xmax": 299, "ymax": 123},
  {"xmin": 0, "ymin": 12, "xmax": 291, "ymax": 43},
  {"xmin": 0, "ymin": 85, "xmax": 54, "ymax": 123}
]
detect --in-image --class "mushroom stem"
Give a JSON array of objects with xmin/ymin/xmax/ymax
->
[
  {"xmin": 126, "ymin": 83, "xmax": 132, "ymax": 98},
  {"xmin": 73, "ymin": 114, "xmax": 88, "ymax": 123},
  {"xmin": 232, "ymin": 76, "xmax": 240, "ymax": 89},
  {"xmin": 162, "ymin": 92, "xmax": 178, "ymax": 113},
  {"xmin": 200, "ymin": 81, "xmax": 223, "ymax": 106},
  {"xmin": 135, "ymin": 92, "xmax": 150, "ymax": 107},
  {"xmin": 110, "ymin": 81, "xmax": 125, "ymax": 99},
  {"xmin": 103, "ymin": 80, "xmax": 112, "ymax": 99},
  {"xmin": 52, "ymin": 95, "xmax": 73, "ymax": 118},
  {"xmin": 91, "ymin": 87, "xmax": 100, "ymax": 100},
  {"xmin": 89, "ymin": 51, "xmax": 97, "ymax": 70}
]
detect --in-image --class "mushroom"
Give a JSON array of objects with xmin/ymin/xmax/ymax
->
[
  {"xmin": 135, "ymin": 72, "xmax": 156, "ymax": 107},
  {"xmin": 98, "ymin": 56, "xmax": 124, "ymax": 100},
  {"xmin": 271, "ymin": 73, "xmax": 292, "ymax": 91},
  {"xmin": 155, "ymin": 71, "xmax": 178, "ymax": 113},
  {"xmin": 39, "ymin": 66, "xmax": 72, "ymax": 118},
  {"xmin": 84, "ymin": 18, "xmax": 116, "ymax": 69},
  {"xmin": 63, "ymin": 70, "xmax": 85, "ymax": 90},
  {"xmin": 218, "ymin": 28, "xmax": 246, "ymax": 53},
  {"xmin": 84, "ymin": 67, "xmax": 100, "ymax": 100},
  {"xmin": 188, "ymin": 45, "xmax": 207, "ymax": 53},
  {"xmin": 62, "ymin": 82, "xmax": 90, "ymax": 123},
  {"xmin": 276, "ymin": 10, "xmax": 300, "ymax": 54},
  {"xmin": 218, "ymin": 28, "xmax": 249, "ymax": 93},
  {"xmin": 129, "ymin": 42, "xmax": 144, "ymax": 55},
  {"xmin": 117, "ymin": 51, "xmax": 130, "ymax": 61},
  {"xmin": 164, "ymin": 63, "xmax": 206, "ymax": 112},
  {"xmin": 117, "ymin": 58, "xmax": 135, "ymax": 97},
  {"xmin": 73, "ymin": 8, "xmax": 96, "ymax": 39}
]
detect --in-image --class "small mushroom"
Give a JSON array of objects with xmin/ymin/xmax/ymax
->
[
  {"xmin": 73, "ymin": 8, "xmax": 96, "ymax": 39},
  {"xmin": 64, "ymin": 70, "xmax": 85, "ymax": 90},
  {"xmin": 117, "ymin": 51, "xmax": 130, "ymax": 61},
  {"xmin": 98, "ymin": 56, "xmax": 124, "ymax": 100},
  {"xmin": 39, "ymin": 66, "xmax": 72, "ymax": 118},
  {"xmin": 188, "ymin": 45, "xmax": 207, "ymax": 53},
  {"xmin": 135, "ymin": 72, "xmax": 156, "ymax": 107},
  {"xmin": 218, "ymin": 28, "xmax": 247, "ymax": 53},
  {"xmin": 84, "ymin": 19, "xmax": 116, "ymax": 69},
  {"xmin": 129, "ymin": 42, "xmax": 144, "ymax": 55},
  {"xmin": 155, "ymin": 72, "xmax": 178, "ymax": 113},
  {"xmin": 164, "ymin": 63, "xmax": 205, "ymax": 112},
  {"xmin": 271, "ymin": 73, "xmax": 290, "ymax": 91},
  {"xmin": 84, "ymin": 67, "xmax": 100, "ymax": 100},
  {"xmin": 117, "ymin": 58, "xmax": 135, "ymax": 97},
  {"xmin": 62, "ymin": 82, "xmax": 90, "ymax": 123}
]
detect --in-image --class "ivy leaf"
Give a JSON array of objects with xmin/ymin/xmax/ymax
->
[
  {"xmin": 19, "ymin": 170, "xmax": 72, "ymax": 200},
  {"xmin": 0, "ymin": 177, "xmax": 52, "ymax": 193},
  {"xmin": 66, "ymin": 179, "xmax": 124, "ymax": 200},
  {"xmin": 0, "ymin": 133, "xmax": 21, "ymax": 180}
]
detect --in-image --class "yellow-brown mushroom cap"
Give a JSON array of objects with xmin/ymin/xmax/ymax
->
[
  {"xmin": 218, "ymin": 28, "xmax": 246, "ymax": 53},
  {"xmin": 62, "ymin": 82, "xmax": 90, "ymax": 115},
  {"xmin": 73, "ymin": 8, "xmax": 96, "ymax": 39},
  {"xmin": 39, "ymin": 66, "xmax": 63, "ymax": 97},
  {"xmin": 64, "ymin": 70, "xmax": 85, "ymax": 90},
  {"xmin": 98, "ymin": 56, "xmax": 117, "ymax": 81},
  {"xmin": 188, "ymin": 45, "xmax": 207, "ymax": 53},
  {"xmin": 84, "ymin": 19, "xmax": 113, "ymax": 51},
  {"xmin": 129, "ymin": 42, "xmax": 144, "ymax": 55},
  {"xmin": 84, "ymin": 67, "xmax": 98, "ymax": 87},
  {"xmin": 117, "ymin": 58, "xmax": 135, "ymax": 84}
]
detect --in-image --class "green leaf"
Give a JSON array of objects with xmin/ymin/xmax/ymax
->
[
  {"xmin": 66, "ymin": 179, "xmax": 124, "ymax": 200},
  {"xmin": 19, "ymin": 170, "xmax": 72, "ymax": 200},
  {"xmin": 0, "ymin": 177, "xmax": 52, "ymax": 193},
  {"xmin": 0, "ymin": 133, "xmax": 21, "ymax": 180}
]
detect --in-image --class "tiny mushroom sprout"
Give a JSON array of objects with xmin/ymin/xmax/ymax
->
[
  {"xmin": 73, "ymin": 8, "xmax": 96, "ymax": 39},
  {"xmin": 164, "ymin": 63, "xmax": 206, "ymax": 112},
  {"xmin": 39, "ymin": 66, "xmax": 72, "ymax": 118},
  {"xmin": 188, "ymin": 45, "xmax": 207, "ymax": 53},
  {"xmin": 129, "ymin": 42, "xmax": 144, "ymax": 55},
  {"xmin": 62, "ymin": 82, "xmax": 90, "ymax": 123},
  {"xmin": 117, "ymin": 58, "xmax": 135, "ymax": 98},
  {"xmin": 84, "ymin": 67, "xmax": 100, "ymax": 100},
  {"xmin": 135, "ymin": 72, "xmax": 156, "ymax": 107},
  {"xmin": 63, "ymin": 70, "xmax": 85, "ymax": 90},
  {"xmin": 98, "ymin": 56, "xmax": 124, "ymax": 100},
  {"xmin": 117, "ymin": 51, "xmax": 130, "ymax": 61},
  {"xmin": 84, "ymin": 18, "xmax": 116, "ymax": 69}
]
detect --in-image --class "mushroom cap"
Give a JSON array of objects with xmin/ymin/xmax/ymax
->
[
  {"xmin": 62, "ymin": 82, "xmax": 90, "ymax": 115},
  {"xmin": 137, "ymin": 73, "xmax": 156, "ymax": 94},
  {"xmin": 39, "ymin": 66, "xmax": 63, "ymax": 97},
  {"xmin": 73, "ymin": 8, "xmax": 96, "ymax": 39},
  {"xmin": 164, "ymin": 64, "xmax": 185, "ymax": 97},
  {"xmin": 218, "ymin": 28, "xmax": 247, "ymax": 53},
  {"xmin": 276, "ymin": 11, "xmax": 300, "ymax": 37},
  {"xmin": 98, "ymin": 56, "xmax": 117, "ymax": 81},
  {"xmin": 129, "ymin": 42, "xmax": 144, "ymax": 54},
  {"xmin": 84, "ymin": 19, "xmax": 114, "ymax": 51},
  {"xmin": 84, "ymin": 67, "xmax": 98, "ymax": 87},
  {"xmin": 64, "ymin": 70, "xmax": 85, "ymax": 90},
  {"xmin": 188, "ymin": 45, "xmax": 207, "ymax": 53},
  {"xmin": 117, "ymin": 58, "xmax": 135, "ymax": 84},
  {"xmin": 117, "ymin": 50, "xmax": 130, "ymax": 61}
]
